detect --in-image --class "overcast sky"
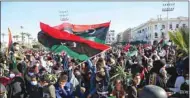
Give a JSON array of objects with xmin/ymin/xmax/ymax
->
[{"xmin": 1, "ymin": 2, "xmax": 188, "ymax": 42}]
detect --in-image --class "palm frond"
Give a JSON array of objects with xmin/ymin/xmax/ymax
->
[
  {"xmin": 168, "ymin": 27, "xmax": 189, "ymax": 55},
  {"xmin": 110, "ymin": 73, "xmax": 119, "ymax": 80},
  {"xmin": 180, "ymin": 28, "xmax": 189, "ymax": 52},
  {"xmin": 110, "ymin": 65, "xmax": 131, "ymax": 82}
]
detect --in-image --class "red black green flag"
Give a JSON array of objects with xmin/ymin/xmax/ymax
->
[
  {"xmin": 54, "ymin": 22, "xmax": 111, "ymax": 44},
  {"xmin": 38, "ymin": 22, "xmax": 110, "ymax": 61}
]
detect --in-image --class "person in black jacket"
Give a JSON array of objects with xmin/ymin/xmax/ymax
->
[
  {"xmin": 148, "ymin": 60, "xmax": 167, "ymax": 89},
  {"xmin": 25, "ymin": 75, "xmax": 43, "ymax": 98},
  {"xmin": 180, "ymin": 73, "xmax": 189, "ymax": 98}
]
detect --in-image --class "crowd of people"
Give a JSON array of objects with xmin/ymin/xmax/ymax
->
[{"xmin": 0, "ymin": 41, "xmax": 189, "ymax": 98}]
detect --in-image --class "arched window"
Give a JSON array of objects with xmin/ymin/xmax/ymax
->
[
  {"xmin": 155, "ymin": 32, "xmax": 158, "ymax": 38},
  {"xmin": 162, "ymin": 32, "xmax": 164, "ymax": 36},
  {"xmin": 161, "ymin": 32, "xmax": 165, "ymax": 38}
]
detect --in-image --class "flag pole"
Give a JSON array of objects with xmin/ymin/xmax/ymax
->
[{"xmin": 75, "ymin": 46, "xmax": 112, "ymax": 67}]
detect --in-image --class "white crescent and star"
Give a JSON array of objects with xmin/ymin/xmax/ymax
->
[{"xmin": 87, "ymin": 28, "xmax": 96, "ymax": 35}]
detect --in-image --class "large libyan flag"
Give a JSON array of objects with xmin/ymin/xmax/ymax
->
[
  {"xmin": 38, "ymin": 22, "xmax": 110, "ymax": 61},
  {"xmin": 53, "ymin": 22, "xmax": 111, "ymax": 44}
]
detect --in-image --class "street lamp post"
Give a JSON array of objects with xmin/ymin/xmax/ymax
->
[
  {"xmin": 1, "ymin": 33, "xmax": 5, "ymax": 44},
  {"xmin": 162, "ymin": 0, "xmax": 175, "ymax": 40},
  {"xmin": 59, "ymin": 10, "xmax": 69, "ymax": 22}
]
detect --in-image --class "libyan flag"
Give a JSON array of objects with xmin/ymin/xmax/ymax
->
[
  {"xmin": 53, "ymin": 22, "xmax": 111, "ymax": 44},
  {"xmin": 38, "ymin": 22, "xmax": 110, "ymax": 61}
]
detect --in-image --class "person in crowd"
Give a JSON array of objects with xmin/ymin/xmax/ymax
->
[
  {"xmin": 9, "ymin": 42, "xmax": 24, "ymax": 68},
  {"xmin": 127, "ymin": 73, "xmax": 141, "ymax": 98},
  {"xmin": 166, "ymin": 67, "xmax": 178, "ymax": 88},
  {"xmin": 24, "ymin": 66, "xmax": 36, "ymax": 87},
  {"xmin": 87, "ymin": 59, "xmax": 109, "ymax": 98},
  {"xmin": 40, "ymin": 74, "xmax": 56, "ymax": 98},
  {"xmin": 74, "ymin": 68, "xmax": 86, "ymax": 98},
  {"xmin": 168, "ymin": 68, "xmax": 185, "ymax": 93},
  {"xmin": 0, "ymin": 40, "xmax": 189, "ymax": 98},
  {"xmin": 110, "ymin": 79, "xmax": 126, "ymax": 98},
  {"xmin": 0, "ymin": 65, "xmax": 10, "ymax": 86},
  {"xmin": 6, "ymin": 70, "xmax": 26, "ymax": 98},
  {"xmin": 149, "ymin": 60, "xmax": 167, "ymax": 89},
  {"xmin": 55, "ymin": 74, "xmax": 74, "ymax": 98},
  {"xmin": 25, "ymin": 75, "xmax": 43, "ymax": 98},
  {"xmin": 180, "ymin": 73, "xmax": 189, "ymax": 98},
  {"xmin": 131, "ymin": 63, "xmax": 145, "ymax": 88}
]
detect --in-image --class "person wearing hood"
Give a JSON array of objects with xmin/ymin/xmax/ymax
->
[
  {"xmin": 148, "ymin": 60, "xmax": 167, "ymax": 89},
  {"xmin": 25, "ymin": 75, "xmax": 43, "ymax": 98}
]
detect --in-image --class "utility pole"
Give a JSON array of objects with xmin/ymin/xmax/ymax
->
[{"xmin": 162, "ymin": 0, "xmax": 175, "ymax": 40}]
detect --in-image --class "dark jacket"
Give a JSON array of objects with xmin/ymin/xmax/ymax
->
[
  {"xmin": 43, "ymin": 84, "xmax": 56, "ymax": 98},
  {"xmin": 55, "ymin": 82, "xmax": 74, "ymax": 98},
  {"xmin": 180, "ymin": 81, "xmax": 189, "ymax": 98},
  {"xmin": 148, "ymin": 72, "xmax": 166, "ymax": 89},
  {"xmin": 26, "ymin": 83, "xmax": 43, "ymax": 98},
  {"xmin": 6, "ymin": 76, "xmax": 26, "ymax": 98},
  {"xmin": 127, "ymin": 85, "xmax": 138, "ymax": 98}
]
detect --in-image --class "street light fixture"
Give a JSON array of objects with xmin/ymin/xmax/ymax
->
[
  {"xmin": 59, "ymin": 10, "xmax": 69, "ymax": 22},
  {"xmin": 162, "ymin": 0, "xmax": 175, "ymax": 40}
]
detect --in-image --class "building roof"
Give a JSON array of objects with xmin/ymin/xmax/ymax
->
[{"xmin": 131, "ymin": 16, "xmax": 188, "ymax": 31}]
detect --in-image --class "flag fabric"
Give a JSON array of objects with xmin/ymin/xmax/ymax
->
[
  {"xmin": 54, "ymin": 22, "xmax": 111, "ymax": 44},
  {"xmin": 7, "ymin": 28, "xmax": 17, "ymax": 70},
  {"xmin": 7, "ymin": 28, "xmax": 13, "ymax": 54},
  {"xmin": 127, "ymin": 46, "xmax": 138, "ymax": 57},
  {"xmin": 152, "ymin": 39, "xmax": 164, "ymax": 52},
  {"xmin": 123, "ymin": 44, "xmax": 131, "ymax": 52},
  {"xmin": 38, "ymin": 22, "xmax": 110, "ymax": 61}
]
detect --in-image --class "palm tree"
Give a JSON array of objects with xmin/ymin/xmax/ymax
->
[
  {"xmin": 13, "ymin": 35, "xmax": 16, "ymax": 42},
  {"xmin": 168, "ymin": 27, "xmax": 189, "ymax": 56},
  {"xmin": 20, "ymin": 32, "xmax": 26, "ymax": 45},
  {"xmin": 110, "ymin": 65, "xmax": 132, "ymax": 89},
  {"xmin": 15, "ymin": 35, "xmax": 20, "ymax": 41},
  {"xmin": 25, "ymin": 33, "xmax": 31, "ymax": 45},
  {"xmin": 1, "ymin": 33, "xmax": 6, "ymax": 43}
]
